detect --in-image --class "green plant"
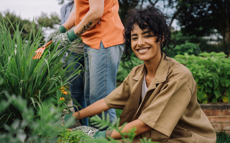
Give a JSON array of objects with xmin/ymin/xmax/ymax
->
[
  {"xmin": 0, "ymin": 20, "xmax": 81, "ymax": 126},
  {"xmin": 166, "ymin": 42, "xmax": 201, "ymax": 57},
  {"xmin": 174, "ymin": 52, "xmax": 230, "ymax": 103},
  {"xmin": 0, "ymin": 90, "xmax": 75, "ymax": 143},
  {"xmin": 216, "ymin": 131, "xmax": 230, "ymax": 143},
  {"xmin": 58, "ymin": 112, "xmax": 158, "ymax": 143}
]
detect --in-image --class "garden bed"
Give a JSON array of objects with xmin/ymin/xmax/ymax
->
[{"xmin": 201, "ymin": 103, "xmax": 230, "ymax": 134}]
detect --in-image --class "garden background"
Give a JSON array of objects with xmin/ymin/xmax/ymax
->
[{"xmin": 1, "ymin": 0, "xmax": 230, "ymax": 142}]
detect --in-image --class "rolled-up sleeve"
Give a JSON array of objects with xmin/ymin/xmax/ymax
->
[
  {"xmin": 138, "ymin": 78, "xmax": 192, "ymax": 137},
  {"xmin": 104, "ymin": 75, "xmax": 131, "ymax": 109}
]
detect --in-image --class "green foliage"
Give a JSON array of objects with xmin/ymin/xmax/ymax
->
[
  {"xmin": 216, "ymin": 131, "xmax": 230, "ymax": 143},
  {"xmin": 167, "ymin": 42, "xmax": 201, "ymax": 57},
  {"xmin": 0, "ymin": 20, "xmax": 81, "ymax": 126},
  {"xmin": 0, "ymin": 11, "xmax": 40, "ymax": 41},
  {"xmin": 36, "ymin": 12, "xmax": 61, "ymax": 28},
  {"xmin": 58, "ymin": 112, "xmax": 158, "ymax": 143},
  {"xmin": 171, "ymin": 30, "xmax": 222, "ymax": 53},
  {"xmin": 0, "ymin": 10, "xmax": 61, "ymax": 41},
  {"xmin": 58, "ymin": 129, "xmax": 95, "ymax": 143},
  {"xmin": 0, "ymin": 90, "xmax": 74, "ymax": 143},
  {"xmin": 176, "ymin": 0, "xmax": 230, "ymax": 54},
  {"xmin": 174, "ymin": 52, "xmax": 230, "ymax": 103}
]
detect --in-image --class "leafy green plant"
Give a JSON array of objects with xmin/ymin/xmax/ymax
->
[
  {"xmin": 166, "ymin": 42, "xmax": 201, "ymax": 57},
  {"xmin": 0, "ymin": 89, "xmax": 75, "ymax": 143},
  {"xmin": 58, "ymin": 112, "xmax": 158, "ymax": 143},
  {"xmin": 216, "ymin": 131, "xmax": 230, "ymax": 143},
  {"xmin": 0, "ymin": 20, "xmax": 81, "ymax": 126},
  {"xmin": 174, "ymin": 52, "xmax": 230, "ymax": 103}
]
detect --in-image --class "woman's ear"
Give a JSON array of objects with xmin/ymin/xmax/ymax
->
[
  {"xmin": 160, "ymin": 34, "xmax": 165, "ymax": 45},
  {"xmin": 162, "ymin": 34, "xmax": 165, "ymax": 42}
]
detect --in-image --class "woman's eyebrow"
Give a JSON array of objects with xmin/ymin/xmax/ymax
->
[
  {"xmin": 142, "ymin": 31, "xmax": 150, "ymax": 35},
  {"xmin": 131, "ymin": 34, "xmax": 138, "ymax": 37}
]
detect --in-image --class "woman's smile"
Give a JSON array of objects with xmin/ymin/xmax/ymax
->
[{"xmin": 136, "ymin": 47, "xmax": 150, "ymax": 54}]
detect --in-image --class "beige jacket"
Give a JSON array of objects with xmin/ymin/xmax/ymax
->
[{"xmin": 105, "ymin": 54, "xmax": 216, "ymax": 143}]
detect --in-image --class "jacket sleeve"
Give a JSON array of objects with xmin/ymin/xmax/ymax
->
[{"xmin": 104, "ymin": 73, "xmax": 132, "ymax": 110}]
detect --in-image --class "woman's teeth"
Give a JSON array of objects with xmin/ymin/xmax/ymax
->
[{"xmin": 138, "ymin": 48, "xmax": 149, "ymax": 54}]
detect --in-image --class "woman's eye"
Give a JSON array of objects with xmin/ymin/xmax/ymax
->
[
  {"xmin": 132, "ymin": 37, "xmax": 137, "ymax": 40},
  {"xmin": 144, "ymin": 35, "xmax": 151, "ymax": 37}
]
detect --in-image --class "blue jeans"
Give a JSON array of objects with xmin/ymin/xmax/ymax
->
[
  {"xmin": 84, "ymin": 42, "xmax": 124, "ymax": 124},
  {"xmin": 66, "ymin": 51, "xmax": 88, "ymax": 126}
]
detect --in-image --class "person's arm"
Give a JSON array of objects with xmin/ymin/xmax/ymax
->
[
  {"xmin": 72, "ymin": 98, "xmax": 151, "ymax": 139},
  {"xmin": 108, "ymin": 119, "xmax": 152, "ymax": 139},
  {"xmin": 72, "ymin": 98, "xmax": 110, "ymax": 119},
  {"xmin": 63, "ymin": 0, "xmax": 104, "ymax": 36}
]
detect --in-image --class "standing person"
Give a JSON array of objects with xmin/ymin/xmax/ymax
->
[
  {"xmin": 45, "ymin": 0, "xmax": 89, "ymax": 126},
  {"xmin": 63, "ymin": 6, "xmax": 216, "ymax": 143},
  {"xmin": 47, "ymin": 0, "xmax": 124, "ymax": 125},
  {"xmin": 60, "ymin": 0, "xmax": 88, "ymax": 126}
]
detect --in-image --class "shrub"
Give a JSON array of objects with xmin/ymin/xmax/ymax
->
[
  {"xmin": 166, "ymin": 42, "xmax": 201, "ymax": 57},
  {"xmin": 174, "ymin": 52, "xmax": 230, "ymax": 103},
  {"xmin": 216, "ymin": 131, "xmax": 230, "ymax": 143},
  {"xmin": 0, "ymin": 90, "xmax": 74, "ymax": 143},
  {"xmin": 0, "ymin": 20, "xmax": 81, "ymax": 126}
]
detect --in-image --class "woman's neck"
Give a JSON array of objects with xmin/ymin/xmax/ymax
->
[{"xmin": 144, "ymin": 53, "xmax": 162, "ymax": 79}]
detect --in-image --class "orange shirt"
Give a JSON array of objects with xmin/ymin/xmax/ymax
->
[{"xmin": 74, "ymin": 0, "xmax": 124, "ymax": 49}]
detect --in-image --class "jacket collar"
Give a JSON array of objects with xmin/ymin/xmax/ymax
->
[{"xmin": 132, "ymin": 53, "xmax": 170, "ymax": 89}]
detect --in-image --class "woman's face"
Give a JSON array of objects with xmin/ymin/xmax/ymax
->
[{"xmin": 131, "ymin": 24, "xmax": 162, "ymax": 62}]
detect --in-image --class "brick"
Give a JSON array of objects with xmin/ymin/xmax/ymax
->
[
  {"xmin": 203, "ymin": 109, "xmax": 221, "ymax": 116},
  {"xmin": 222, "ymin": 110, "xmax": 230, "ymax": 116},
  {"xmin": 223, "ymin": 124, "xmax": 230, "ymax": 131},
  {"xmin": 212, "ymin": 124, "xmax": 222, "ymax": 131},
  {"xmin": 209, "ymin": 117, "xmax": 230, "ymax": 123}
]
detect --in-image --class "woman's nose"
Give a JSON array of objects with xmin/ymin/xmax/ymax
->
[{"xmin": 137, "ymin": 37, "xmax": 145, "ymax": 46}]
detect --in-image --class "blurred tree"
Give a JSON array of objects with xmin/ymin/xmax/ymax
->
[
  {"xmin": 0, "ymin": 11, "xmax": 61, "ymax": 41},
  {"xmin": 36, "ymin": 12, "xmax": 61, "ymax": 28},
  {"xmin": 119, "ymin": 0, "xmax": 139, "ymax": 23},
  {"xmin": 0, "ymin": 11, "xmax": 39, "ymax": 40},
  {"xmin": 175, "ymin": 0, "xmax": 230, "ymax": 55}
]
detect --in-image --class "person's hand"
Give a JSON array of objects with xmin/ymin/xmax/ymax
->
[
  {"xmin": 72, "ymin": 126, "xmax": 100, "ymax": 138},
  {"xmin": 52, "ymin": 32, "xmax": 71, "ymax": 50},
  {"xmin": 46, "ymin": 26, "xmax": 67, "ymax": 43},
  {"xmin": 46, "ymin": 29, "xmax": 61, "ymax": 43},
  {"xmin": 52, "ymin": 29, "xmax": 78, "ymax": 50},
  {"xmin": 61, "ymin": 113, "xmax": 81, "ymax": 129}
]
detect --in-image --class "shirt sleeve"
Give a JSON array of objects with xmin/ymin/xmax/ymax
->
[
  {"xmin": 104, "ymin": 74, "xmax": 131, "ymax": 109},
  {"xmin": 138, "ymin": 78, "xmax": 192, "ymax": 137}
]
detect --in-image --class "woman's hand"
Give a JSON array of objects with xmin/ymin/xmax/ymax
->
[
  {"xmin": 52, "ymin": 32, "xmax": 71, "ymax": 50},
  {"xmin": 46, "ymin": 26, "xmax": 67, "ymax": 43}
]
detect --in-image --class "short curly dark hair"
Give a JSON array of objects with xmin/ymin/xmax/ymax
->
[{"xmin": 122, "ymin": 6, "xmax": 176, "ymax": 63}]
